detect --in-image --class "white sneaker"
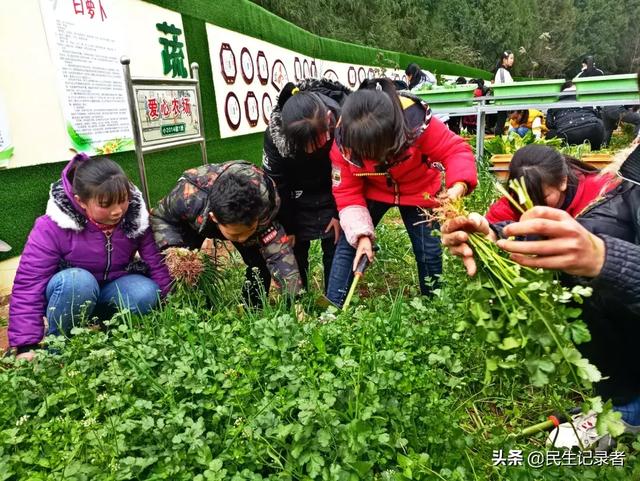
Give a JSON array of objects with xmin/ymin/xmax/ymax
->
[{"xmin": 546, "ymin": 411, "xmax": 614, "ymax": 450}]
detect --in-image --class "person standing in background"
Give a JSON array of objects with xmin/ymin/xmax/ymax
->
[
  {"xmin": 492, "ymin": 50, "xmax": 515, "ymax": 136},
  {"xmin": 575, "ymin": 55, "xmax": 604, "ymax": 78}
]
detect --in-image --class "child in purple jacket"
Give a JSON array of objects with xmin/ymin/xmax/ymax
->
[{"xmin": 9, "ymin": 154, "xmax": 172, "ymax": 360}]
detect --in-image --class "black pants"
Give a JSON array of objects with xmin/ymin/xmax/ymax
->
[
  {"xmin": 546, "ymin": 121, "xmax": 605, "ymax": 150},
  {"xmin": 494, "ymin": 111, "xmax": 508, "ymax": 136},
  {"xmin": 293, "ymin": 237, "xmax": 336, "ymax": 293},
  {"xmin": 602, "ymin": 107, "xmax": 640, "ymax": 146},
  {"xmin": 234, "ymin": 237, "xmax": 336, "ymax": 306}
]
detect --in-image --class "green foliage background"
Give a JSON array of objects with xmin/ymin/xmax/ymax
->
[{"xmin": 253, "ymin": 0, "xmax": 640, "ymax": 78}]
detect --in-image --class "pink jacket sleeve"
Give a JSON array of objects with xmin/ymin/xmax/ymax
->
[{"xmin": 330, "ymin": 143, "xmax": 375, "ymax": 247}]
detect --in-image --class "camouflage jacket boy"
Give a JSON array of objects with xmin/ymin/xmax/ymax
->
[{"xmin": 151, "ymin": 161, "xmax": 302, "ymax": 295}]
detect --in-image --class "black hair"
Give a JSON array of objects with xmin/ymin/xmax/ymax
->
[
  {"xmin": 495, "ymin": 50, "xmax": 513, "ymax": 73},
  {"xmin": 72, "ymin": 156, "xmax": 131, "ymax": 206},
  {"xmin": 560, "ymin": 80, "xmax": 574, "ymax": 91},
  {"xmin": 209, "ymin": 171, "xmax": 262, "ymax": 226},
  {"xmin": 509, "ymin": 145, "xmax": 597, "ymax": 206},
  {"xmin": 392, "ymin": 79, "xmax": 409, "ymax": 90},
  {"xmin": 455, "ymin": 76, "xmax": 467, "ymax": 85},
  {"xmin": 405, "ymin": 63, "xmax": 421, "ymax": 77},
  {"xmin": 510, "ymin": 109, "xmax": 529, "ymax": 125},
  {"xmin": 339, "ymin": 78, "xmax": 413, "ymax": 164},
  {"xmin": 281, "ymin": 91, "xmax": 332, "ymax": 154},
  {"xmin": 582, "ymin": 55, "xmax": 595, "ymax": 69},
  {"xmin": 276, "ymin": 82, "xmax": 297, "ymax": 109},
  {"xmin": 471, "ymin": 78, "xmax": 489, "ymax": 95}
]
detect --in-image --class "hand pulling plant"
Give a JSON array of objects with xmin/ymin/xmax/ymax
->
[
  {"xmin": 164, "ymin": 247, "xmax": 226, "ymax": 306},
  {"xmin": 431, "ymin": 180, "xmax": 601, "ymax": 392}
]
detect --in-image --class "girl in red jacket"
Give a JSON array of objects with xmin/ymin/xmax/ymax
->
[
  {"xmin": 486, "ymin": 145, "xmax": 617, "ymax": 226},
  {"xmin": 326, "ymin": 78, "xmax": 477, "ymax": 307}
]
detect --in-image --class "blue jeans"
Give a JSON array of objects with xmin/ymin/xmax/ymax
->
[
  {"xmin": 509, "ymin": 126, "xmax": 530, "ymax": 137},
  {"xmin": 615, "ymin": 395, "xmax": 640, "ymax": 427},
  {"xmin": 326, "ymin": 200, "xmax": 442, "ymax": 307},
  {"xmin": 45, "ymin": 268, "xmax": 160, "ymax": 336}
]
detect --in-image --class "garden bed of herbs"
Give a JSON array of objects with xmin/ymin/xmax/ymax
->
[{"xmin": 1, "ymin": 135, "xmax": 639, "ymax": 480}]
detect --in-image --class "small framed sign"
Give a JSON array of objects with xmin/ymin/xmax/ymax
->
[
  {"xmin": 323, "ymin": 69, "xmax": 338, "ymax": 82},
  {"xmin": 358, "ymin": 67, "xmax": 366, "ymax": 84},
  {"xmin": 240, "ymin": 48, "xmax": 254, "ymax": 84},
  {"xmin": 220, "ymin": 43, "xmax": 237, "ymax": 84},
  {"xmin": 303, "ymin": 59, "xmax": 310, "ymax": 79},
  {"xmin": 262, "ymin": 92, "xmax": 273, "ymax": 125},
  {"xmin": 225, "ymin": 92, "xmax": 241, "ymax": 130},
  {"xmin": 294, "ymin": 57, "xmax": 302, "ymax": 81},
  {"xmin": 133, "ymin": 85, "xmax": 201, "ymax": 147},
  {"xmin": 271, "ymin": 60, "xmax": 289, "ymax": 91},
  {"xmin": 245, "ymin": 92, "xmax": 259, "ymax": 127},
  {"xmin": 348, "ymin": 67, "xmax": 356, "ymax": 87},
  {"xmin": 257, "ymin": 51, "xmax": 269, "ymax": 85}
]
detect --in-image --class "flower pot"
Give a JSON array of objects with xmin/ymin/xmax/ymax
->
[
  {"xmin": 415, "ymin": 84, "xmax": 477, "ymax": 110},
  {"xmin": 581, "ymin": 153, "xmax": 614, "ymax": 170},
  {"xmin": 490, "ymin": 154, "xmax": 513, "ymax": 180},
  {"xmin": 492, "ymin": 79, "xmax": 566, "ymax": 105},
  {"xmin": 573, "ymin": 74, "xmax": 639, "ymax": 102}
]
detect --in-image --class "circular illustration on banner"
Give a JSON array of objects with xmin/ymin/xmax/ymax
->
[
  {"xmin": 220, "ymin": 43, "xmax": 237, "ymax": 85},
  {"xmin": 323, "ymin": 69, "xmax": 339, "ymax": 82},
  {"xmin": 310, "ymin": 61, "xmax": 317, "ymax": 78},
  {"xmin": 347, "ymin": 66, "xmax": 357, "ymax": 87},
  {"xmin": 245, "ymin": 92, "xmax": 259, "ymax": 127},
  {"xmin": 303, "ymin": 59, "xmax": 310, "ymax": 79},
  {"xmin": 271, "ymin": 60, "xmax": 289, "ymax": 91},
  {"xmin": 257, "ymin": 51, "xmax": 269, "ymax": 85},
  {"xmin": 262, "ymin": 92, "xmax": 273, "ymax": 125},
  {"xmin": 358, "ymin": 67, "xmax": 366, "ymax": 84},
  {"xmin": 368, "ymin": 68, "xmax": 375, "ymax": 79},
  {"xmin": 294, "ymin": 57, "xmax": 302, "ymax": 81},
  {"xmin": 240, "ymin": 48, "xmax": 254, "ymax": 84},
  {"xmin": 225, "ymin": 92, "xmax": 241, "ymax": 130}
]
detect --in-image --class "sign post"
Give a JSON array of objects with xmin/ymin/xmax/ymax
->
[{"xmin": 121, "ymin": 57, "xmax": 207, "ymax": 206}]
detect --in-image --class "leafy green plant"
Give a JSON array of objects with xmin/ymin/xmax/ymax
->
[
  {"xmin": 164, "ymin": 247, "xmax": 227, "ymax": 308},
  {"xmin": 430, "ymin": 179, "xmax": 619, "ymax": 449},
  {"xmin": 484, "ymin": 131, "xmax": 563, "ymax": 155},
  {"xmin": 0, "ymin": 158, "xmax": 638, "ymax": 479}
]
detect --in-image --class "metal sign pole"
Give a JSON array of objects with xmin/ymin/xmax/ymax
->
[
  {"xmin": 121, "ymin": 56, "xmax": 151, "ymax": 207},
  {"xmin": 191, "ymin": 62, "xmax": 208, "ymax": 165}
]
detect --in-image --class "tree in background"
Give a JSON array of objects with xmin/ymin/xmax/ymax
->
[{"xmin": 252, "ymin": 0, "xmax": 640, "ymax": 78}]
